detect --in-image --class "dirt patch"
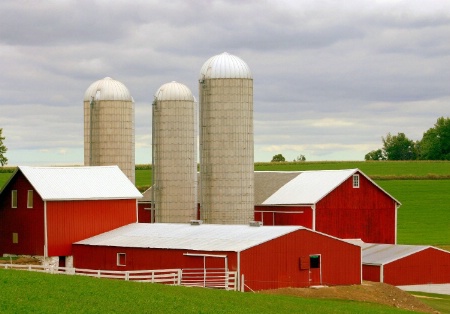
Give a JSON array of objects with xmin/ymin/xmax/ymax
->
[{"xmin": 260, "ymin": 281, "xmax": 437, "ymax": 313}]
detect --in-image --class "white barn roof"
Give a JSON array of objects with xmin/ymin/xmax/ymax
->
[
  {"xmin": 262, "ymin": 169, "xmax": 400, "ymax": 205},
  {"xmin": 18, "ymin": 166, "xmax": 142, "ymax": 201},
  {"xmin": 345, "ymin": 240, "xmax": 430, "ymax": 265},
  {"xmin": 75, "ymin": 223, "xmax": 304, "ymax": 252}
]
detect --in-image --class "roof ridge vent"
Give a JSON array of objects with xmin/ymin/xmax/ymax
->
[
  {"xmin": 249, "ymin": 221, "xmax": 263, "ymax": 227},
  {"xmin": 190, "ymin": 220, "xmax": 203, "ymax": 226}
]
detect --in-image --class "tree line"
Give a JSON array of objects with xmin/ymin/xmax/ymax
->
[{"xmin": 365, "ymin": 116, "xmax": 450, "ymax": 161}]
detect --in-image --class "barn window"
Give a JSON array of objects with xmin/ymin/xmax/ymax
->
[
  {"xmin": 352, "ymin": 174, "xmax": 360, "ymax": 188},
  {"xmin": 11, "ymin": 190, "xmax": 17, "ymax": 208},
  {"xmin": 310, "ymin": 255, "xmax": 320, "ymax": 268},
  {"xmin": 12, "ymin": 233, "xmax": 18, "ymax": 244},
  {"xmin": 117, "ymin": 253, "xmax": 126, "ymax": 266},
  {"xmin": 27, "ymin": 190, "xmax": 33, "ymax": 208}
]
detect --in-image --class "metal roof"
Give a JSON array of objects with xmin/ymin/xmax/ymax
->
[
  {"xmin": 263, "ymin": 169, "xmax": 357, "ymax": 205},
  {"xmin": 200, "ymin": 52, "xmax": 252, "ymax": 79},
  {"xmin": 345, "ymin": 240, "xmax": 430, "ymax": 265},
  {"xmin": 140, "ymin": 169, "xmax": 400, "ymax": 206},
  {"xmin": 75, "ymin": 223, "xmax": 303, "ymax": 252},
  {"xmin": 155, "ymin": 81, "xmax": 194, "ymax": 101},
  {"xmin": 19, "ymin": 166, "xmax": 142, "ymax": 201},
  {"xmin": 83, "ymin": 77, "xmax": 133, "ymax": 102}
]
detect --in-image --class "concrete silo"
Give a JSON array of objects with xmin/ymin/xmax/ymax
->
[
  {"xmin": 152, "ymin": 81, "xmax": 197, "ymax": 223},
  {"xmin": 199, "ymin": 52, "xmax": 254, "ymax": 224},
  {"xmin": 84, "ymin": 77, "xmax": 135, "ymax": 183}
]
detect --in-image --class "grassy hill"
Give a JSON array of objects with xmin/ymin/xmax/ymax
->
[{"xmin": 0, "ymin": 268, "xmax": 427, "ymax": 313}]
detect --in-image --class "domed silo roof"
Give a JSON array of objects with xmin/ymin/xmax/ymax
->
[
  {"xmin": 83, "ymin": 77, "xmax": 133, "ymax": 102},
  {"xmin": 155, "ymin": 81, "xmax": 194, "ymax": 101},
  {"xmin": 200, "ymin": 52, "xmax": 252, "ymax": 79}
]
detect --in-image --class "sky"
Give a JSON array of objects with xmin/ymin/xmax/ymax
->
[{"xmin": 1, "ymin": 0, "xmax": 449, "ymax": 166}]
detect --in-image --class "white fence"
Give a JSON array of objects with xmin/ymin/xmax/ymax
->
[{"xmin": 0, "ymin": 264, "xmax": 237, "ymax": 291}]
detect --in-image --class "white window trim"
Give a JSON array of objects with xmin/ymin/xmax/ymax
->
[
  {"xmin": 27, "ymin": 190, "xmax": 33, "ymax": 208},
  {"xmin": 352, "ymin": 174, "xmax": 360, "ymax": 188},
  {"xmin": 11, "ymin": 190, "xmax": 17, "ymax": 208},
  {"xmin": 117, "ymin": 253, "xmax": 126, "ymax": 266}
]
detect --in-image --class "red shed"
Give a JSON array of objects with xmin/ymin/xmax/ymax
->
[
  {"xmin": 73, "ymin": 222, "xmax": 361, "ymax": 291},
  {"xmin": 254, "ymin": 169, "xmax": 401, "ymax": 244},
  {"xmin": 0, "ymin": 166, "xmax": 142, "ymax": 265},
  {"xmin": 351, "ymin": 241, "xmax": 450, "ymax": 285}
]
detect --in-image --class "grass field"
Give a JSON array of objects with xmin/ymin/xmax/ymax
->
[
  {"xmin": 0, "ymin": 269, "xmax": 417, "ymax": 314},
  {"xmin": 407, "ymin": 291, "xmax": 450, "ymax": 314}
]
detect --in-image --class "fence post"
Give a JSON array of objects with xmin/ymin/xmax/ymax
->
[
  {"xmin": 125, "ymin": 271, "xmax": 129, "ymax": 281},
  {"xmin": 178, "ymin": 269, "xmax": 182, "ymax": 286}
]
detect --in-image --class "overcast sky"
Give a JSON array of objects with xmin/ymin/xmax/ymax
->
[{"xmin": 1, "ymin": 0, "xmax": 449, "ymax": 166}]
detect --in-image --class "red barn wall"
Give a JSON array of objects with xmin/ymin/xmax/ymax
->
[
  {"xmin": 240, "ymin": 229, "xmax": 361, "ymax": 291},
  {"xmin": 47, "ymin": 199, "xmax": 137, "ymax": 257},
  {"xmin": 362, "ymin": 265, "xmax": 381, "ymax": 282},
  {"xmin": 0, "ymin": 172, "xmax": 45, "ymax": 255},
  {"xmin": 254, "ymin": 206, "xmax": 313, "ymax": 228},
  {"xmin": 72, "ymin": 245, "xmax": 238, "ymax": 272},
  {"xmin": 137, "ymin": 202, "xmax": 152, "ymax": 223},
  {"xmin": 316, "ymin": 174, "xmax": 396, "ymax": 243},
  {"xmin": 383, "ymin": 248, "xmax": 450, "ymax": 285}
]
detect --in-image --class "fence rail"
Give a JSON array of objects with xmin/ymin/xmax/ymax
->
[{"xmin": 0, "ymin": 264, "xmax": 237, "ymax": 290}]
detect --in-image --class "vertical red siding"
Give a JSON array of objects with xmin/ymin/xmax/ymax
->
[
  {"xmin": 0, "ymin": 172, "xmax": 45, "ymax": 255},
  {"xmin": 137, "ymin": 202, "xmax": 152, "ymax": 223},
  {"xmin": 383, "ymin": 248, "xmax": 450, "ymax": 285},
  {"xmin": 254, "ymin": 206, "xmax": 313, "ymax": 228},
  {"xmin": 72, "ymin": 245, "xmax": 238, "ymax": 272},
  {"xmin": 362, "ymin": 265, "xmax": 381, "ymax": 282},
  {"xmin": 47, "ymin": 199, "xmax": 137, "ymax": 256},
  {"xmin": 239, "ymin": 229, "xmax": 361, "ymax": 291},
  {"xmin": 316, "ymin": 173, "xmax": 396, "ymax": 243}
]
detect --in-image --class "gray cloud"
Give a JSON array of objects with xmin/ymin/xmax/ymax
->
[{"xmin": 1, "ymin": 0, "xmax": 449, "ymax": 165}]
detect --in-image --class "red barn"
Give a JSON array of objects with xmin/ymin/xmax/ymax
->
[
  {"xmin": 0, "ymin": 166, "xmax": 142, "ymax": 266},
  {"xmin": 351, "ymin": 241, "xmax": 450, "ymax": 285},
  {"xmin": 73, "ymin": 223, "xmax": 361, "ymax": 291},
  {"xmin": 254, "ymin": 169, "xmax": 401, "ymax": 244}
]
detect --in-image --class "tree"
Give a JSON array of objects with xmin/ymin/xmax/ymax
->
[
  {"xmin": 419, "ymin": 117, "xmax": 450, "ymax": 160},
  {"xmin": 364, "ymin": 149, "xmax": 386, "ymax": 161},
  {"xmin": 294, "ymin": 154, "xmax": 306, "ymax": 162},
  {"xmin": 0, "ymin": 128, "xmax": 7, "ymax": 166},
  {"xmin": 382, "ymin": 132, "xmax": 417, "ymax": 160},
  {"xmin": 271, "ymin": 154, "xmax": 285, "ymax": 162}
]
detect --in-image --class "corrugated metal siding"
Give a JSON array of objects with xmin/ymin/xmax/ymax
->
[
  {"xmin": 254, "ymin": 205, "xmax": 313, "ymax": 228},
  {"xmin": 316, "ymin": 173, "xmax": 396, "ymax": 243},
  {"xmin": 240, "ymin": 229, "xmax": 361, "ymax": 291},
  {"xmin": 0, "ymin": 172, "xmax": 45, "ymax": 255},
  {"xmin": 75, "ymin": 223, "xmax": 301, "ymax": 252},
  {"xmin": 46, "ymin": 199, "xmax": 137, "ymax": 256},
  {"xmin": 383, "ymin": 247, "xmax": 450, "ymax": 285},
  {"xmin": 362, "ymin": 265, "xmax": 381, "ymax": 282}
]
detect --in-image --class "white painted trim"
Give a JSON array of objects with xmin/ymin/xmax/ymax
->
[
  {"xmin": 394, "ymin": 203, "xmax": 398, "ymax": 244},
  {"xmin": 44, "ymin": 201, "xmax": 48, "ymax": 258},
  {"xmin": 311, "ymin": 205, "xmax": 316, "ymax": 230},
  {"xmin": 237, "ymin": 251, "xmax": 241, "ymax": 292},
  {"xmin": 135, "ymin": 200, "xmax": 138, "ymax": 223},
  {"xmin": 380, "ymin": 264, "xmax": 384, "ymax": 283}
]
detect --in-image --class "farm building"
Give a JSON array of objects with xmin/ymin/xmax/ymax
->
[
  {"xmin": 72, "ymin": 222, "xmax": 362, "ymax": 291},
  {"xmin": 139, "ymin": 169, "xmax": 400, "ymax": 244},
  {"xmin": 254, "ymin": 169, "xmax": 401, "ymax": 244},
  {"xmin": 347, "ymin": 240, "xmax": 450, "ymax": 285},
  {"xmin": 0, "ymin": 166, "xmax": 142, "ymax": 266}
]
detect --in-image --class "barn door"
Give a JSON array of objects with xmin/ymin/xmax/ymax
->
[
  {"xmin": 309, "ymin": 254, "xmax": 322, "ymax": 286},
  {"xmin": 183, "ymin": 253, "xmax": 228, "ymax": 289}
]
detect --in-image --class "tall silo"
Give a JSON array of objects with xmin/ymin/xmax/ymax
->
[
  {"xmin": 84, "ymin": 77, "xmax": 135, "ymax": 183},
  {"xmin": 199, "ymin": 52, "xmax": 254, "ymax": 224},
  {"xmin": 152, "ymin": 81, "xmax": 197, "ymax": 223}
]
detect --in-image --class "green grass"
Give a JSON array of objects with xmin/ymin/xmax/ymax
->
[
  {"xmin": 407, "ymin": 291, "xmax": 450, "ymax": 314},
  {"xmin": 0, "ymin": 269, "xmax": 415, "ymax": 313},
  {"xmin": 376, "ymin": 180, "xmax": 450, "ymax": 248}
]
